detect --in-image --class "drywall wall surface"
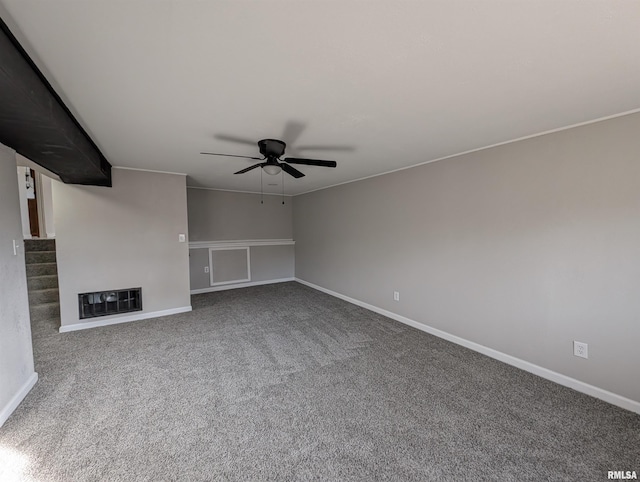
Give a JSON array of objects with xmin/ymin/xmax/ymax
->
[
  {"xmin": 250, "ymin": 245, "xmax": 295, "ymax": 282},
  {"xmin": 294, "ymin": 111, "xmax": 640, "ymax": 403},
  {"xmin": 187, "ymin": 188, "xmax": 294, "ymax": 291},
  {"xmin": 189, "ymin": 248, "xmax": 209, "ymax": 290},
  {"xmin": 210, "ymin": 248, "xmax": 249, "ymax": 284},
  {"xmin": 187, "ymin": 188, "xmax": 292, "ymax": 241},
  {"xmin": 0, "ymin": 143, "xmax": 36, "ymax": 425},
  {"xmin": 53, "ymin": 168, "xmax": 190, "ymax": 327}
]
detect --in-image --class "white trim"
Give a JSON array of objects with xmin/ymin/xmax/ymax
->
[
  {"xmin": 191, "ymin": 277, "xmax": 294, "ymax": 294},
  {"xmin": 16, "ymin": 166, "xmax": 32, "ymax": 240},
  {"xmin": 209, "ymin": 247, "xmax": 250, "ymax": 286},
  {"xmin": 187, "ymin": 186, "xmax": 293, "ymax": 197},
  {"xmin": 35, "ymin": 171, "xmax": 46, "ymax": 238},
  {"xmin": 0, "ymin": 372, "xmax": 38, "ymax": 428},
  {"xmin": 39, "ymin": 174, "xmax": 56, "ymax": 239},
  {"xmin": 113, "ymin": 166, "xmax": 188, "ymax": 176},
  {"xmin": 295, "ymin": 107, "xmax": 640, "ymax": 196},
  {"xmin": 294, "ymin": 278, "xmax": 640, "ymax": 415},
  {"xmin": 59, "ymin": 306, "xmax": 192, "ymax": 333},
  {"xmin": 189, "ymin": 239, "xmax": 295, "ymax": 249}
]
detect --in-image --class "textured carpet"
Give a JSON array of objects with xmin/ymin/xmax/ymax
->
[{"xmin": 1, "ymin": 282, "xmax": 638, "ymax": 481}]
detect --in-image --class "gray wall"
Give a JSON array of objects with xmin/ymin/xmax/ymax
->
[
  {"xmin": 189, "ymin": 244, "xmax": 295, "ymax": 290},
  {"xmin": 187, "ymin": 188, "xmax": 292, "ymax": 241},
  {"xmin": 53, "ymin": 168, "xmax": 191, "ymax": 327},
  {"xmin": 250, "ymin": 245, "xmax": 295, "ymax": 282},
  {"xmin": 0, "ymin": 143, "xmax": 36, "ymax": 425},
  {"xmin": 187, "ymin": 188, "xmax": 294, "ymax": 291},
  {"xmin": 189, "ymin": 248, "xmax": 210, "ymax": 289},
  {"xmin": 210, "ymin": 248, "xmax": 250, "ymax": 284},
  {"xmin": 294, "ymin": 112, "xmax": 640, "ymax": 404}
]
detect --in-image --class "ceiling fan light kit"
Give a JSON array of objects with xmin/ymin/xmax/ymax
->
[{"xmin": 262, "ymin": 164, "xmax": 282, "ymax": 175}]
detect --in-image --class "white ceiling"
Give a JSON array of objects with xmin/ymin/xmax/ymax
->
[{"xmin": 2, "ymin": 1, "xmax": 640, "ymax": 195}]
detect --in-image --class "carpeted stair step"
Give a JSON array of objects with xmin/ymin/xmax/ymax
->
[
  {"xmin": 27, "ymin": 275, "xmax": 59, "ymax": 291},
  {"xmin": 29, "ymin": 301, "xmax": 60, "ymax": 323},
  {"xmin": 25, "ymin": 250, "xmax": 56, "ymax": 265},
  {"xmin": 29, "ymin": 288, "xmax": 60, "ymax": 305},
  {"xmin": 24, "ymin": 239, "xmax": 56, "ymax": 251},
  {"xmin": 26, "ymin": 262, "xmax": 58, "ymax": 277},
  {"xmin": 24, "ymin": 239, "xmax": 60, "ymax": 330}
]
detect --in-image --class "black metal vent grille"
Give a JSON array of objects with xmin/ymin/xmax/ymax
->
[{"xmin": 78, "ymin": 288, "xmax": 142, "ymax": 319}]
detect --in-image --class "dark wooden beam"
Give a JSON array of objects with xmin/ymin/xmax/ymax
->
[{"xmin": 0, "ymin": 17, "xmax": 111, "ymax": 186}]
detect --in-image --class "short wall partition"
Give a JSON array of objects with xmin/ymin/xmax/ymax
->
[{"xmin": 188, "ymin": 239, "xmax": 295, "ymax": 293}]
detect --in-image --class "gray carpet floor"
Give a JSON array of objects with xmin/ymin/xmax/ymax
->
[{"xmin": 1, "ymin": 282, "xmax": 638, "ymax": 481}]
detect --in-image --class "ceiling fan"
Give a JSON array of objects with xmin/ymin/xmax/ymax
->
[{"xmin": 201, "ymin": 138, "xmax": 337, "ymax": 178}]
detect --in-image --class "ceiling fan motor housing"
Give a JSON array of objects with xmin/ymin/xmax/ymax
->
[{"xmin": 258, "ymin": 139, "xmax": 286, "ymax": 159}]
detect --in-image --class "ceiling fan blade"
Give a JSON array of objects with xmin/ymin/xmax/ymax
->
[
  {"xmin": 214, "ymin": 134, "xmax": 257, "ymax": 146},
  {"xmin": 201, "ymin": 152, "xmax": 263, "ymax": 160},
  {"xmin": 234, "ymin": 163, "xmax": 263, "ymax": 174},
  {"xmin": 296, "ymin": 145, "xmax": 354, "ymax": 152},
  {"xmin": 281, "ymin": 163, "xmax": 305, "ymax": 178},
  {"xmin": 284, "ymin": 157, "xmax": 337, "ymax": 168},
  {"xmin": 281, "ymin": 120, "xmax": 306, "ymax": 145}
]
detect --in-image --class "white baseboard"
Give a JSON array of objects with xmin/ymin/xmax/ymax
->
[
  {"xmin": 295, "ymin": 278, "xmax": 640, "ymax": 415},
  {"xmin": 191, "ymin": 277, "xmax": 295, "ymax": 294},
  {"xmin": 59, "ymin": 306, "xmax": 193, "ymax": 333},
  {"xmin": 0, "ymin": 372, "xmax": 38, "ymax": 428}
]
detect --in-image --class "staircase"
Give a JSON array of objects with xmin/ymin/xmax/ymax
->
[{"xmin": 24, "ymin": 239, "xmax": 60, "ymax": 336}]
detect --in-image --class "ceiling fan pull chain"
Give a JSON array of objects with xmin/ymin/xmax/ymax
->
[
  {"xmin": 261, "ymin": 168, "xmax": 264, "ymax": 204},
  {"xmin": 282, "ymin": 170, "xmax": 285, "ymax": 205}
]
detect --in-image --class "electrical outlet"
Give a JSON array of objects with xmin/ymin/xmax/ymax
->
[
  {"xmin": 573, "ymin": 341, "xmax": 588, "ymax": 359},
  {"xmin": 204, "ymin": 266, "xmax": 209, "ymax": 273},
  {"xmin": 178, "ymin": 234, "xmax": 186, "ymax": 243},
  {"xmin": 393, "ymin": 291, "xmax": 400, "ymax": 302}
]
